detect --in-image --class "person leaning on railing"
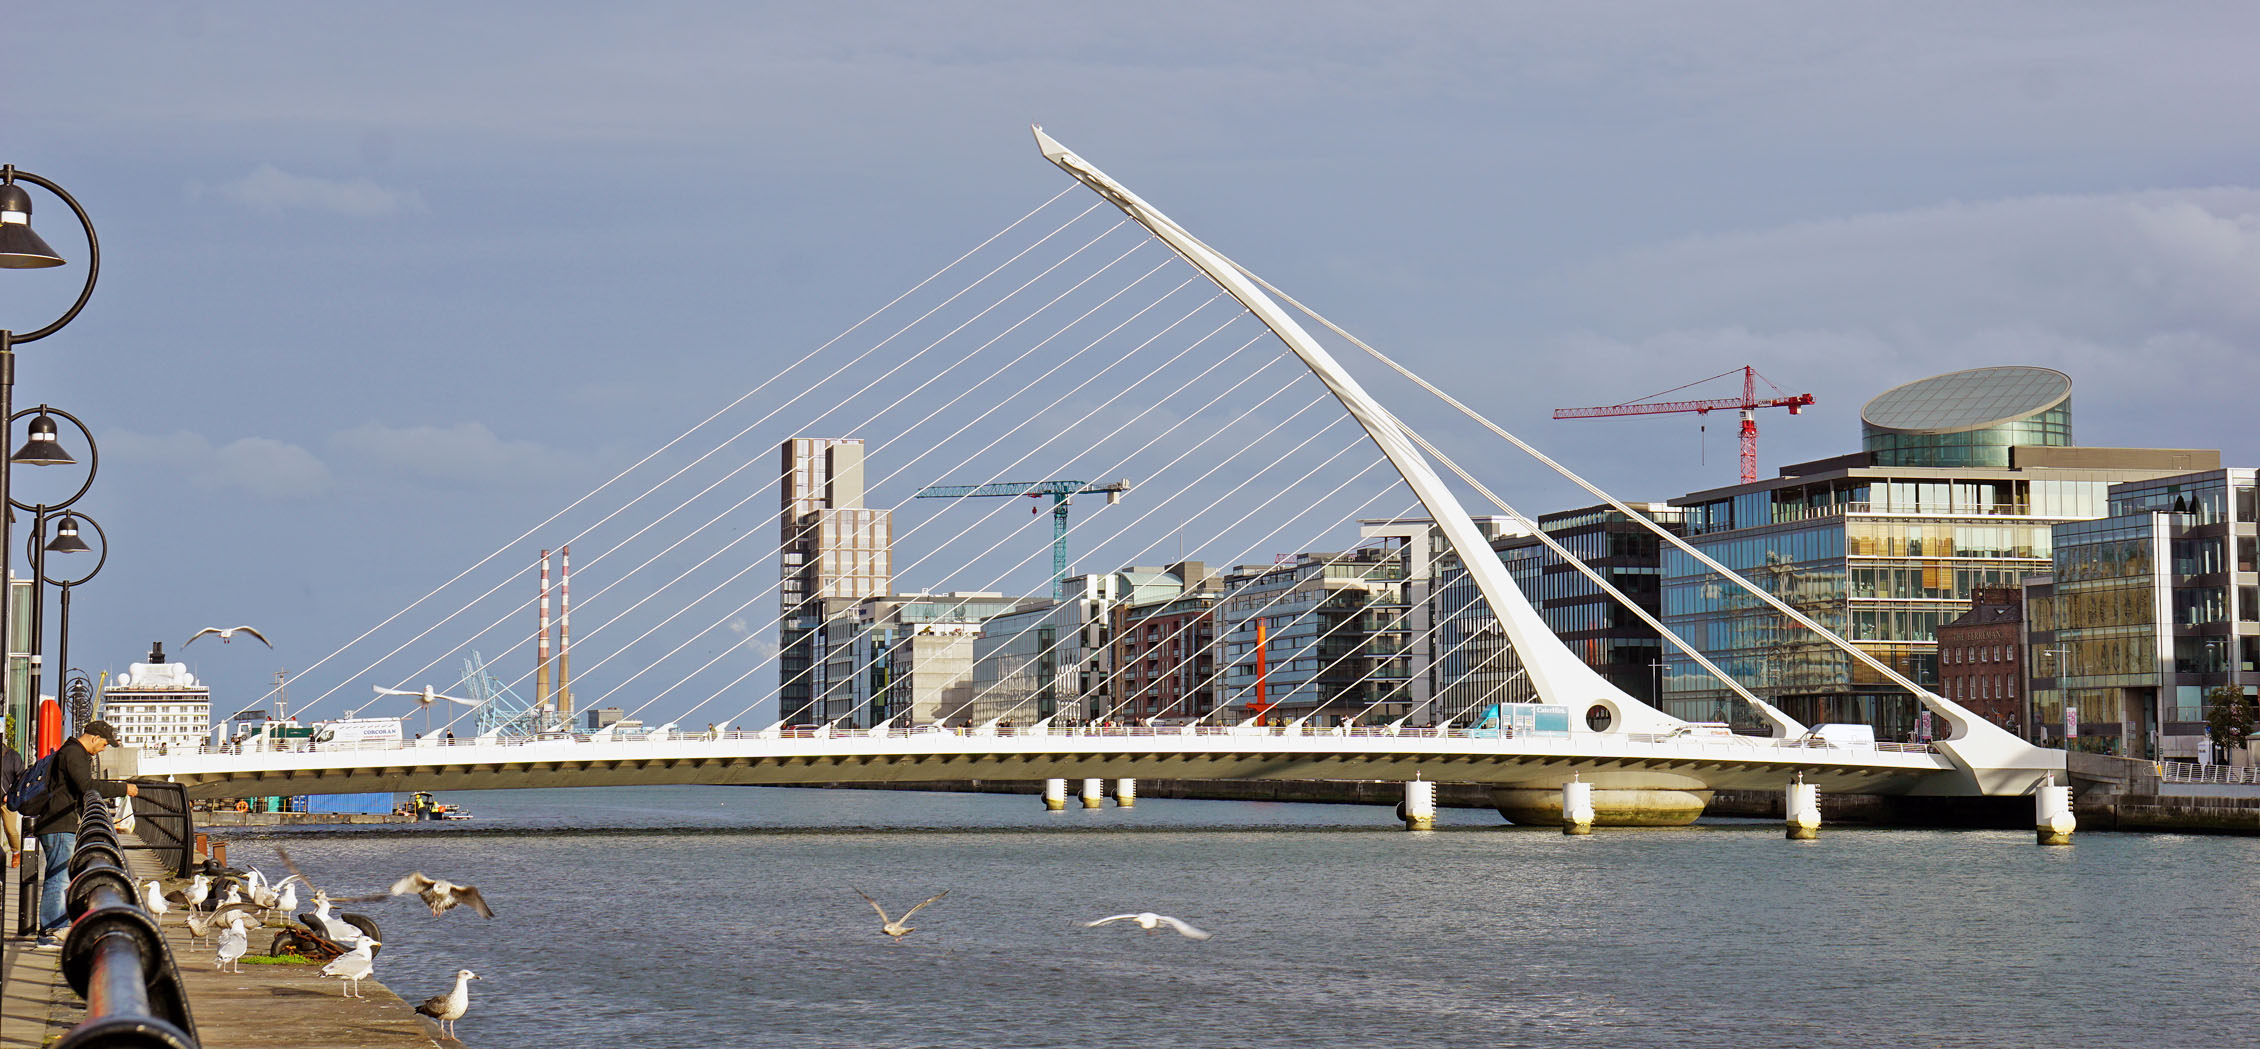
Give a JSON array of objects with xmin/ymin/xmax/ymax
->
[{"xmin": 28, "ymin": 720, "xmax": 139, "ymax": 951}]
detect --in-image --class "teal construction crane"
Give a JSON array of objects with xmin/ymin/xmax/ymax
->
[{"xmin": 914, "ymin": 478, "xmax": 1132, "ymax": 599}]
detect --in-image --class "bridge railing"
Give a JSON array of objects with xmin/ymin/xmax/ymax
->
[
  {"xmin": 171, "ymin": 722, "xmax": 1940, "ymax": 757},
  {"xmin": 2157, "ymin": 760, "xmax": 2260, "ymax": 786}
]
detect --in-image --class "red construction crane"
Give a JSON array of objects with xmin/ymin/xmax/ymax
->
[{"xmin": 1553, "ymin": 366, "xmax": 1814, "ymax": 484}]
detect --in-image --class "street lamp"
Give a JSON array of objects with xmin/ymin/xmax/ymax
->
[
  {"xmin": 9, "ymin": 404, "xmax": 98, "ymax": 755},
  {"xmin": 38, "ymin": 511, "xmax": 105, "ymax": 741},
  {"xmin": 0, "ymin": 165, "xmax": 100, "ymax": 755}
]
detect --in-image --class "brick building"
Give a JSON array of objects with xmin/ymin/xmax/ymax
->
[{"xmin": 1935, "ymin": 587, "xmax": 2025, "ymax": 731}]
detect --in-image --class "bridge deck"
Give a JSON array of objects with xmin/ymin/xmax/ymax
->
[{"xmin": 137, "ymin": 726, "xmax": 1956, "ymax": 798}]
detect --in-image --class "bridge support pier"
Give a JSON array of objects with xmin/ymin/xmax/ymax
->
[
  {"xmin": 1043, "ymin": 779, "xmax": 1067, "ymax": 811},
  {"xmin": 1399, "ymin": 778, "xmax": 1436, "ymax": 830},
  {"xmin": 1561, "ymin": 778, "xmax": 1595, "ymax": 835},
  {"xmin": 1080, "ymin": 778, "xmax": 1105, "ymax": 809},
  {"xmin": 2035, "ymin": 774, "xmax": 2075, "ymax": 846},
  {"xmin": 1785, "ymin": 776, "xmax": 1821, "ymax": 840},
  {"xmin": 1114, "ymin": 778, "xmax": 1136, "ymax": 807}
]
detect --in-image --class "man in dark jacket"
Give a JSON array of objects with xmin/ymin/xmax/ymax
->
[{"xmin": 31, "ymin": 720, "xmax": 139, "ymax": 948}]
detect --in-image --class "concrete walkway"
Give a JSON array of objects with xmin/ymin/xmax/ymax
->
[
  {"xmin": 5, "ymin": 835, "xmax": 467, "ymax": 1048},
  {"xmin": 2, "ymin": 851, "xmax": 82, "ymax": 1049}
]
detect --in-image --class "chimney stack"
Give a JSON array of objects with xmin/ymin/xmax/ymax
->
[
  {"xmin": 558, "ymin": 544, "xmax": 573, "ymax": 719},
  {"xmin": 537, "ymin": 550, "xmax": 553, "ymax": 714}
]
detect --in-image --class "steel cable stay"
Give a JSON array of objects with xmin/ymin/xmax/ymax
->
[
  {"xmin": 360, "ymin": 243, "xmax": 1195, "ymax": 712},
  {"xmin": 576, "ymin": 322, "xmax": 1268, "ymax": 728},
  {"xmin": 704, "ymin": 385, "xmax": 1356, "ymax": 730},
  {"xmin": 296, "ymin": 210, "xmax": 1145, "ymax": 716},
  {"xmin": 587, "ymin": 327, "xmax": 1282, "ymax": 730},
  {"xmin": 422, "ymin": 323, "xmax": 1286, "ymax": 740},
  {"xmin": 256, "ymin": 186, "xmax": 1085, "ymax": 712},
  {"xmin": 423, "ymin": 294, "xmax": 1251, "ymax": 733}
]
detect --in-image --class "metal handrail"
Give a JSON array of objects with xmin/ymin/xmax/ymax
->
[
  {"xmin": 59, "ymin": 789, "xmax": 199, "ymax": 1049},
  {"xmin": 2157, "ymin": 760, "xmax": 2260, "ymax": 786},
  {"xmin": 122, "ymin": 781, "xmax": 196, "ymax": 877},
  {"xmin": 177, "ymin": 722, "xmax": 1941, "ymax": 756}
]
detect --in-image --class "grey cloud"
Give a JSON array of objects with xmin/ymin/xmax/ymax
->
[
  {"xmin": 101, "ymin": 429, "xmax": 334, "ymax": 499},
  {"xmin": 328, "ymin": 421, "xmax": 581, "ymax": 489},
  {"xmin": 207, "ymin": 164, "xmax": 426, "ymax": 217},
  {"xmin": 1557, "ymin": 188, "xmax": 2260, "ymax": 340}
]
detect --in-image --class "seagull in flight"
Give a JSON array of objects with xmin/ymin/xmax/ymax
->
[
  {"xmin": 1085, "ymin": 912, "xmax": 1212, "ymax": 940},
  {"xmin": 375, "ymin": 872, "xmax": 497, "ymax": 919},
  {"xmin": 854, "ymin": 887, "xmax": 949, "ymax": 944},
  {"xmin": 185, "ymin": 625, "xmax": 272, "ymax": 648}
]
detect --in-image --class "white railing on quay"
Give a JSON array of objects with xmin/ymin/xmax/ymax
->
[{"xmin": 2157, "ymin": 760, "xmax": 2260, "ymax": 786}]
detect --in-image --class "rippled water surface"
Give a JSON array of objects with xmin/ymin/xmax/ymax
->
[{"xmin": 228, "ymin": 786, "xmax": 2260, "ymax": 1048}]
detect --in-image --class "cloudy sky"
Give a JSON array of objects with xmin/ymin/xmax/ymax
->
[{"xmin": 5, "ymin": 4, "xmax": 2256, "ymax": 726}]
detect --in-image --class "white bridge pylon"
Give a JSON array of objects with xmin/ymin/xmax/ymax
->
[{"xmin": 1032, "ymin": 126, "xmax": 2061, "ymax": 796}]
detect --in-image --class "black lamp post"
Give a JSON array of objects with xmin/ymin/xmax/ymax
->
[
  {"xmin": 38, "ymin": 511, "xmax": 105, "ymax": 740},
  {"xmin": 0, "ymin": 165, "xmax": 100, "ymax": 756},
  {"xmin": 9, "ymin": 404, "xmax": 98, "ymax": 754}
]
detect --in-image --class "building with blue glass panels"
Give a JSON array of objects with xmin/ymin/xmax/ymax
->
[{"xmin": 1660, "ymin": 368, "xmax": 2215, "ymax": 737}]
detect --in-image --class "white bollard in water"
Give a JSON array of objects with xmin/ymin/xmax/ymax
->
[
  {"xmin": 1081, "ymin": 778, "xmax": 1105, "ymax": 809},
  {"xmin": 2035, "ymin": 774, "xmax": 2076, "ymax": 846},
  {"xmin": 1401, "ymin": 777, "xmax": 1437, "ymax": 830},
  {"xmin": 1114, "ymin": 778, "xmax": 1137, "ymax": 807},
  {"xmin": 1561, "ymin": 777, "xmax": 1595, "ymax": 835},
  {"xmin": 1043, "ymin": 778, "xmax": 1068, "ymax": 811},
  {"xmin": 1785, "ymin": 775, "xmax": 1821, "ymax": 840}
]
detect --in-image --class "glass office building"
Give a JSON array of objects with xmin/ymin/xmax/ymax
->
[
  {"xmin": 2024, "ymin": 469, "xmax": 2260, "ymax": 760},
  {"xmin": 1661, "ymin": 368, "xmax": 2213, "ymax": 736}
]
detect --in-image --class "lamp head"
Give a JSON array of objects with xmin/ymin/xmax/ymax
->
[
  {"xmin": 46, "ymin": 515, "xmax": 91, "ymax": 554},
  {"xmin": 11, "ymin": 412, "xmax": 75, "ymax": 466},
  {"xmin": 0, "ymin": 179, "xmax": 66, "ymax": 270}
]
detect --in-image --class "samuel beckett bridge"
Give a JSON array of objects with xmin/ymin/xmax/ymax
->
[{"xmin": 137, "ymin": 130, "xmax": 2073, "ymax": 839}]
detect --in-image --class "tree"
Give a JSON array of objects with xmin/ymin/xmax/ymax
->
[{"xmin": 2204, "ymin": 684, "xmax": 2256, "ymax": 763}]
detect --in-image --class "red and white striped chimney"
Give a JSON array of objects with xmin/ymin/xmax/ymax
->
[
  {"xmin": 537, "ymin": 549, "xmax": 553, "ymax": 712},
  {"xmin": 558, "ymin": 544, "xmax": 573, "ymax": 719}
]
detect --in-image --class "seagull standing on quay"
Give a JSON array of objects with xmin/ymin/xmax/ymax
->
[
  {"xmin": 215, "ymin": 916, "xmax": 250, "ymax": 972},
  {"xmin": 855, "ymin": 888, "xmax": 949, "ymax": 944},
  {"xmin": 185, "ymin": 625, "xmax": 272, "ymax": 648},
  {"xmin": 1084, "ymin": 912, "xmax": 1212, "ymax": 940},
  {"xmin": 416, "ymin": 969, "xmax": 479, "ymax": 1038},
  {"xmin": 319, "ymin": 939, "xmax": 382, "ymax": 998},
  {"xmin": 142, "ymin": 880, "xmax": 170, "ymax": 921},
  {"xmin": 165, "ymin": 874, "xmax": 211, "ymax": 912}
]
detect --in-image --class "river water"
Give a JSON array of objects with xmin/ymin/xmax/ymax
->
[{"xmin": 228, "ymin": 786, "xmax": 2260, "ymax": 1049}]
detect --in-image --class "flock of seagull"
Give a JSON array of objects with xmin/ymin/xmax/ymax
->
[
  {"xmin": 140, "ymin": 853, "xmax": 1196, "ymax": 1041},
  {"xmin": 855, "ymin": 887, "xmax": 1213, "ymax": 944},
  {"xmin": 143, "ymin": 858, "xmax": 491, "ymax": 1038}
]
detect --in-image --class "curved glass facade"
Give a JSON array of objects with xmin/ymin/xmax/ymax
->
[{"xmin": 1864, "ymin": 403, "xmax": 2073, "ymax": 467}]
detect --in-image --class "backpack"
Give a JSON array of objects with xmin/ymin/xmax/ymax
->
[{"xmin": 4, "ymin": 751, "xmax": 59, "ymax": 818}]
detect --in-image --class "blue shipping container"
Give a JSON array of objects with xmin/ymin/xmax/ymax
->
[{"xmin": 299, "ymin": 793, "xmax": 396, "ymax": 815}]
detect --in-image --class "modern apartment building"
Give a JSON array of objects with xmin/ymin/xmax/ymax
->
[
  {"xmin": 1659, "ymin": 366, "xmax": 2215, "ymax": 736},
  {"xmin": 1495, "ymin": 503, "xmax": 1689, "ymax": 707},
  {"xmin": 777, "ymin": 438, "xmax": 893, "ymax": 722},
  {"xmin": 1214, "ymin": 544, "xmax": 1412, "ymax": 724},
  {"xmin": 807, "ymin": 592, "xmax": 1022, "ymax": 727}
]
